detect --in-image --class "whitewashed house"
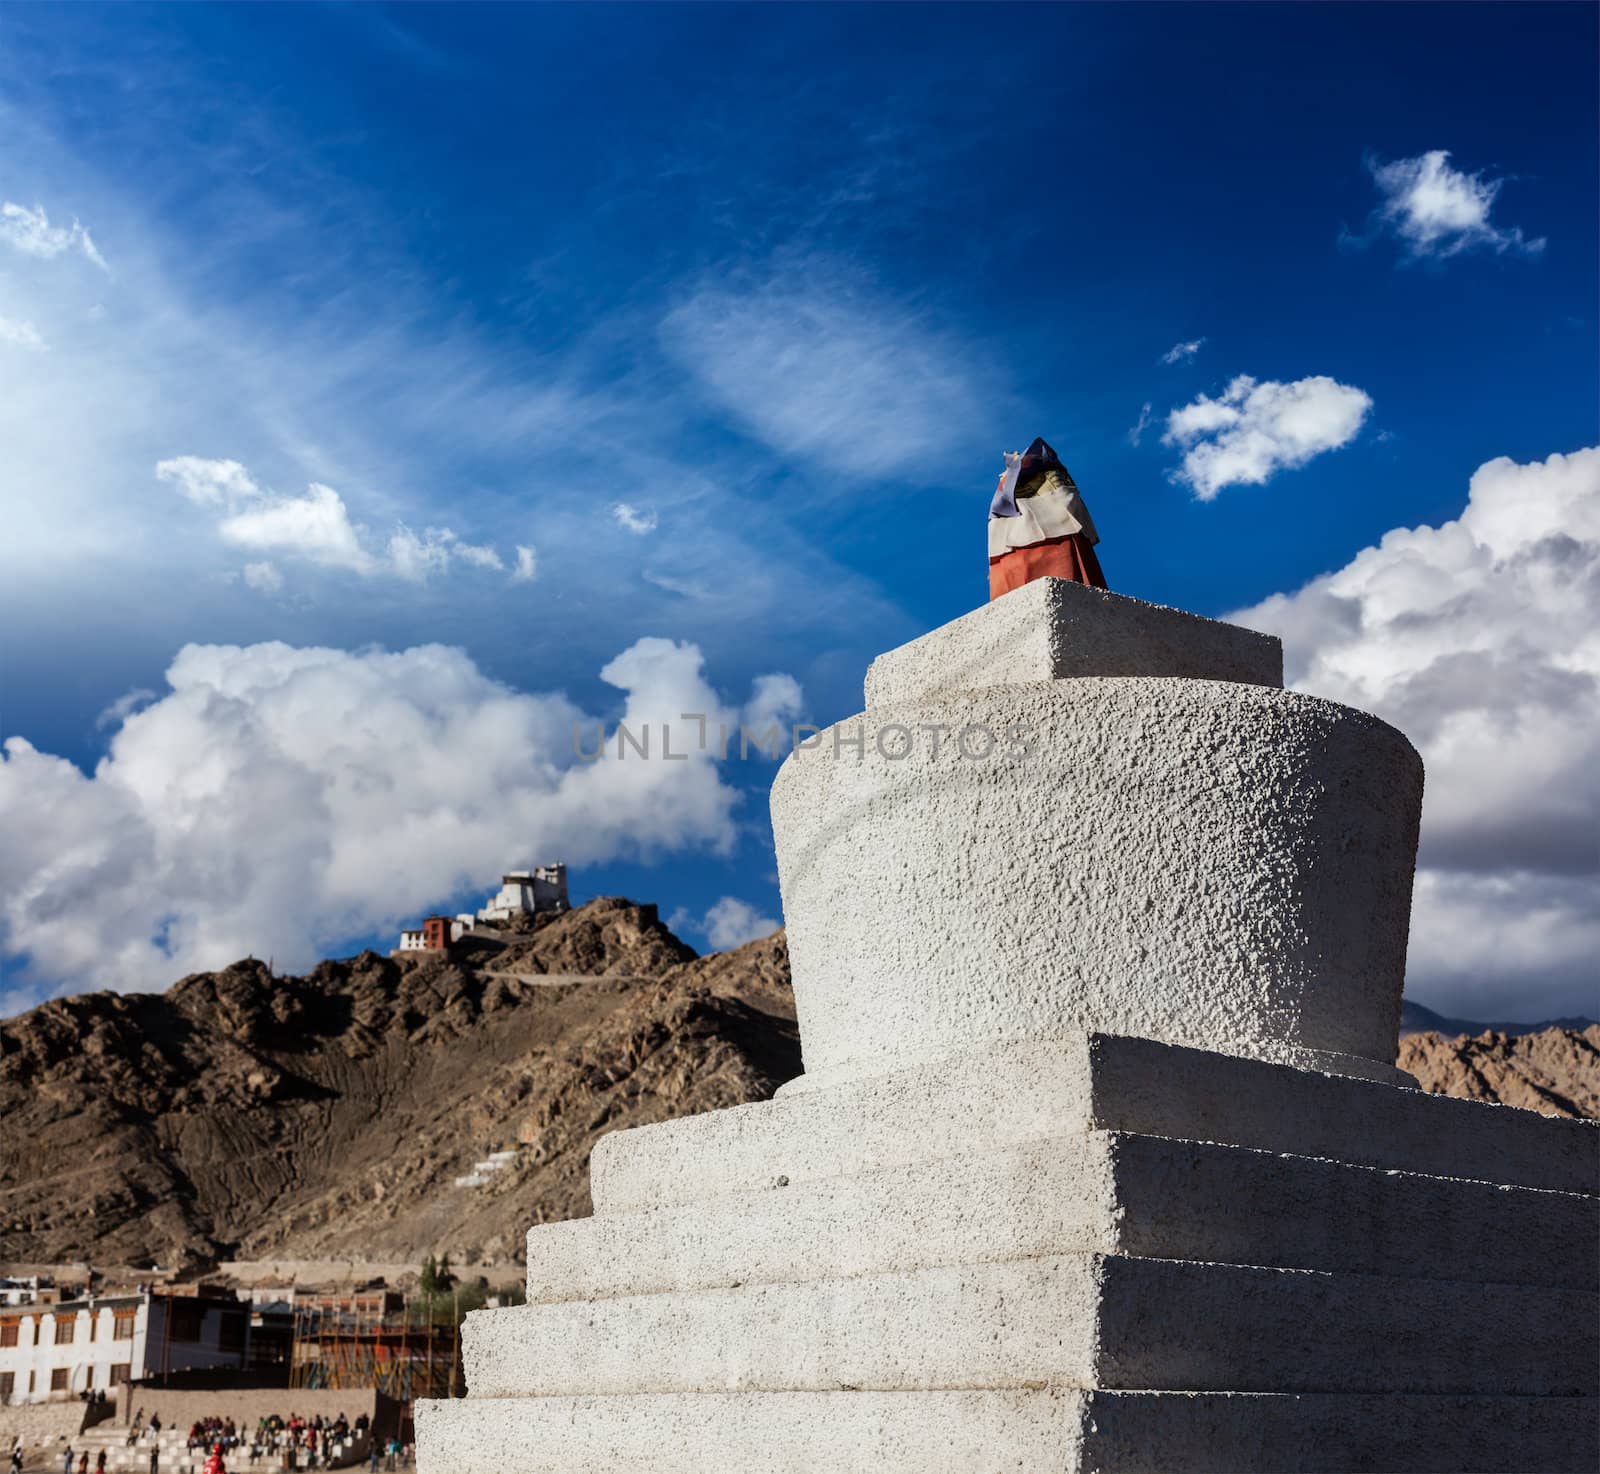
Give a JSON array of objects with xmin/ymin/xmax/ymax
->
[{"xmin": 0, "ymin": 1291, "xmax": 248, "ymax": 1404}]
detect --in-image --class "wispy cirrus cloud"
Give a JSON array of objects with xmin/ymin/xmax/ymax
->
[
  {"xmin": 1354, "ymin": 150, "xmax": 1544, "ymax": 261},
  {"xmin": 1163, "ymin": 374, "xmax": 1372, "ymax": 499},
  {"xmin": 612, "ymin": 502, "xmax": 659, "ymax": 535},
  {"xmin": 0, "ymin": 111, "xmax": 911, "ymax": 705},
  {"xmin": 660, "ymin": 261, "xmax": 988, "ymax": 481},
  {"xmin": 1160, "ymin": 337, "xmax": 1204, "ymax": 364}
]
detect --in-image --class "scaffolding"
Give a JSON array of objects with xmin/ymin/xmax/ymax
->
[{"xmin": 286, "ymin": 1293, "xmax": 462, "ymax": 1407}]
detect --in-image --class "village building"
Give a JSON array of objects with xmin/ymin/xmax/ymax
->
[
  {"xmin": 0, "ymin": 1278, "xmax": 59, "ymax": 1308},
  {"xmin": 0, "ymin": 1287, "xmax": 248, "ymax": 1405},
  {"xmin": 397, "ymin": 916, "xmax": 455, "ymax": 953}
]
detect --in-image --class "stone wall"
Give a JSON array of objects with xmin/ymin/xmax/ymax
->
[{"xmin": 0, "ymin": 1399, "xmax": 86, "ymax": 1457}]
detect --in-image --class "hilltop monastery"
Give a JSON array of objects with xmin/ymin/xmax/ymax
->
[{"xmin": 396, "ymin": 864, "xmax": 569, "ymax": 955}]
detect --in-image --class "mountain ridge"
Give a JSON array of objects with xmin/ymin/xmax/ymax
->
[
  {"xmin": 0, "ymin": 898, "xmax": 798, "ymax": 1273},
  {"xmin": 1399, "ymin": 998, "xmax": 1599, "ymax": 1038}
]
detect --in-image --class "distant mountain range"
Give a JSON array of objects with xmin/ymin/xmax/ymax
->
[{"xmin": 1398, "ymin": 998, "xmax": 1600, "ymax": 1038}]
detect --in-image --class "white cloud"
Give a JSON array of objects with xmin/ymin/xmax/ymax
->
[
  {"xmin": 158, "ymin": 458, "xmax": 508, "ymax": 582},
  {"xmin": 221, "ymin": 482, "xmax": 375, "ymax": 574},
  {"xmin": 452, "ymin": 539, "xmax": 504, "ymax": 571},
  {"xmin": 242, "ymin": 561, "xmax": 283, "ymax": 594},
  {"xmin": 0, "ymin": 636, "xmax": 801, "ymax": 1000},
  {"xmin": 741, "ymin": 672, "xmax": 804, "ymax": 740},
  {"xmin": 0, "ymin": 316, "xmax": 46, "ymax": 350},
  {"xmin": 1163, "ymin": 374, "xmax": 1372, "ymax": 500},
  {"xmin": 1231, "ymin": 447, "xmax": 1600, "ymax": 1021},
  {"xmin": 511, "ymin": 545, "xmax": 538, "ymax": 583},
  {"xmin": 384, "ymin": 525, "xmax": 450, "ymax": 581},
  {"xmin": 612, "ymin": 502, "xmax": 659, "ymax": 535},
  {"xmin": 156, "ymin": 456, "xmax": 265, "ymax": 509},
  {"xmin": 1362, "ymin": 150, "xmax": 1544, "ymax": 260},
  {"xmin": 699, "ymin": 896, "xmax": 783, "ymax": 951},
  {"xmin": 1127, "ymin": 401, "xmax": 1153, "ymax": 447},
  {"xmin": 1161, "ymin": 338, "xmax": 1204, "ymax": 364},
  {"xmin": 660, "ymin": 264, "xmax": 985, "ymax": 479},
  {"xmin": 0, "ymin": 201, "xmax": 109, "ymax": 270},
  {"xmin": 386, "ymin": 525, "xmax": 504, "ymax": 582}
]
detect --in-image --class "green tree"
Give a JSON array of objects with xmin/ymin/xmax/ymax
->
[
  {"xmin": 419, "ymin": 1254, "xmax": 438, "ymax": 1299},
  {"xmin": 436, "ymin": 1252, "xmax": 456, "ymax": 1292}
]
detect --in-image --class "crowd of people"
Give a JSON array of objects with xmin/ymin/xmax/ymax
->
[
  {"xmin": 10, "ymin": 1428, "xmax": 413, "ymax": 1474},
  {"xmin": 185, "ymin": 1418, "xmax": 234, "ymax": 1453},
  {"xmin": 185, "ymin": 1411, "xmax": 374, "ymax": 1468},
  {"xmin": 103, "ymin": 1409, "xmax": 406, "ymax": 1471}
]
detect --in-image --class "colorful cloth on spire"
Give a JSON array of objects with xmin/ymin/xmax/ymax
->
[{"xmin": 986, "ymin": 435, "xmax": 1106, "ymax": 599}]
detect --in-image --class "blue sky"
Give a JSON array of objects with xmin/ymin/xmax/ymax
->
[{"xmin": 1, "ymin": 3, "xmax": 1596, "ymax": 1021}]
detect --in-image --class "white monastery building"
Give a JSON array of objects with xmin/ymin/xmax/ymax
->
[
  {"xmin": 393, "ymin": 863, "xmax": 571, "ymax": 955},
  {"xmin": 478, "ymin": 864, "xmax": 569, "ymax": 923},
  {"xmin": 0, "ymin": 1290, "xmax": 248, "ymax": 1405}
]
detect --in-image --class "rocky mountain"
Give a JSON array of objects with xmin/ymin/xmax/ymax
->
[
  {"xmin": 1399, "ymin": 998, "xmax": 1599, "ymax": 1038},
  {"xmin": 0, "ymin": 899, "xmax": 798, "ymax": 1274},
  {"xmin": 3, "ymin": 901, "xmax": 1596, "ymax": 1278},
  {"xmin": 1399, "ymin": 1024, "xmax": 1600, "ymax": 1119}
]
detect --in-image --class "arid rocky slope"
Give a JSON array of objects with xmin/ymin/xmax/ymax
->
[
  {"xmin": 3, "ymin": 901, "xmax": 1594, "ymax": 1275},
  {"xmin": 1400, "ymin": 1023, "xmax": 1600, "ymax": 1119},
  {"xmin": 0, "ymin": 900, "xmax": 798, "ymax": 1272}
]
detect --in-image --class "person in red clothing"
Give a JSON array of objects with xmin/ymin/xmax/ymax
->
[
  {"xmin": 987, "ymin": 436, "xmax": 1107, "ymax": 600},
  {"xmin": 202, "ymin": 1444, "xmax": 226, "ymax": 1474}
]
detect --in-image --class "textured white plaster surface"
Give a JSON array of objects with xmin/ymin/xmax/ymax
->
[
  {"xmin": 773, "ymin": 678, "xmax": 1423, "ymax": 1085},
  {"xmin": 592, "ymin": 1034, "xmax": 1598, "ymax": 1214},
  {"xmin": 542, "ymin": 1130, "xmax": 1592, "ymax": 1303},
  {"xmin": 466, "ymin": 1253, "xmax": 1591, "ymax": 1398},
  {"xmin": 864, "ymin": 578, "xmax": 1284, "ymax": 705},
  {"xmin": 416, "ymin": 1387, "xmax": 1085, "ymax": 1473},
  {"xmin": 415, "ymin": 1390, "xmax": 1599, "ymax": 1474}
]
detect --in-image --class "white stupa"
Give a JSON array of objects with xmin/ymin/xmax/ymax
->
[{"xmin": 417, "ymin": 581, "xmax": 1596, "ymax": 1473}]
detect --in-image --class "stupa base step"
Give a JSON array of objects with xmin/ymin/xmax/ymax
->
[
  {"xmin": 419, "ymin": 1032, "xmax": 1598, "ymax": 1472},
  {"xmin": 415, "ymin": 1388, "xmax": 1599, "ymax": 1474},
  {"xmin": 462, "ymin": 1251, "xmax": 1592, "ymax": 1399},
  {"xmin": 533, "ymin": 1130, "xmax": 1592, "ymax": 1303},
  {"xmin": 590, "ymin": 1033, "xmax": 1595, "ymax": 1214}
]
